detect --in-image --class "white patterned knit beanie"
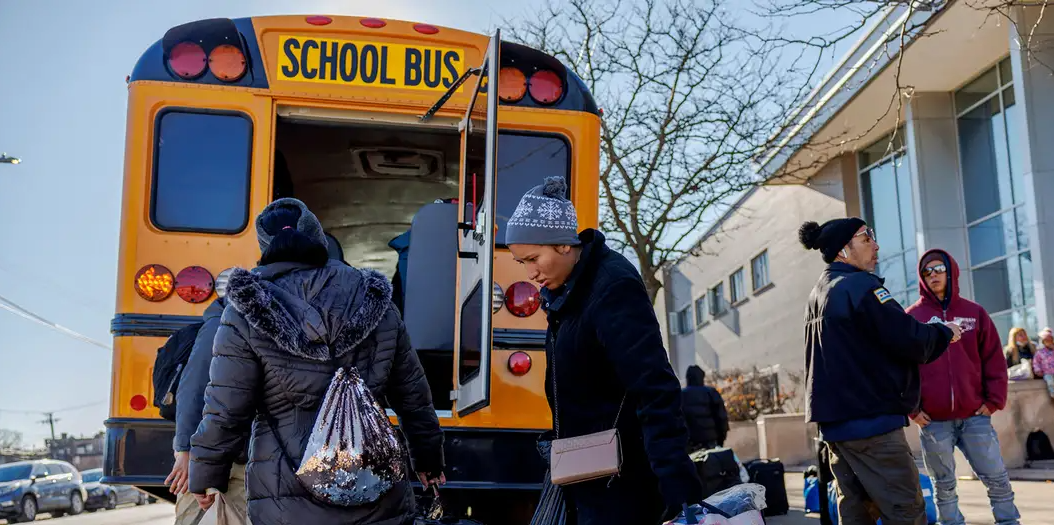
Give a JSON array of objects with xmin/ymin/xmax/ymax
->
[{"xmin": 504, "ymin": 176, "xmax": 580, "ymax": 246}]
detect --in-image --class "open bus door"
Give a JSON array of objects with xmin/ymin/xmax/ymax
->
[{"xmin": 453, "ymin": 31, "xmax": 500, "ymax": 418}]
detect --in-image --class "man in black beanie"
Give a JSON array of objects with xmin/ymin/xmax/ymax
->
[{"xmin": 799, "ymin": 217, "xmax": 962, "ymax": 525}]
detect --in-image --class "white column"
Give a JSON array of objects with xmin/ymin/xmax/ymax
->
[
  {"xmin": 1009, "ymin": 6, "xmax": 1054, "ymax": 329},
  {"xmin": 904, "ymin": 93, "xmax": 973, "ymax": 299}
]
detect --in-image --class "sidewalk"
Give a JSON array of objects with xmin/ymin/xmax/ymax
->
[{"xmin": 766, "ymin": 473, "xmax": 1054, "ymax": 524}]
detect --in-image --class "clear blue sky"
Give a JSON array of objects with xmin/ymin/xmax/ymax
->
[{"xmin": 0, "ymin": 0, "xmax": 853, "ymax": 448}]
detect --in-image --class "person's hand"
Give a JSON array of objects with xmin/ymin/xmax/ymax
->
[
  {"xmin": 912, "ymin": 411, "xmax": 931, "ymax": 428},
  {"xmin": 944, "ymin": 321, "xmax": 963, "ymax": 343},
  {"xmin": 417, "ymin": 472, "xmax": 446, "ymax": 487},
  {"xmin": 194, "ymin": 492, "xmax": 216, "ymax": 511},
  {"xmin": 976, "ymin": 405, "xmax": 992, "ymax": 417},
  {"xmin": 164, "ymin": 451, "xmax": 189, "ymax": 495}
]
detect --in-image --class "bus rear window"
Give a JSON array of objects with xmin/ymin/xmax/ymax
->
[
  {"xmin": 494, "ymin": 133, "xmax": 570, "ymax": 246},
  {"xmin": 151, "ymin": 110, "xmax": 252, "ymax": 233}
]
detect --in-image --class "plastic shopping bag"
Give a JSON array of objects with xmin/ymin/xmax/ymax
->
[{"xmin": 665, "ymin": 483, "xmax": 768, "ymax": 524}]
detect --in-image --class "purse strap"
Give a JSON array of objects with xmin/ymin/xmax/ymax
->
[{"xmin": 550, "ymin": 323, "xmax": 628, "ymax": 437}]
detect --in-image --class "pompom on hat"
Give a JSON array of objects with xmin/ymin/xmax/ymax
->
[{"xmin": 799, "ymin": 217, "xmax": 867, "ymax": 264}]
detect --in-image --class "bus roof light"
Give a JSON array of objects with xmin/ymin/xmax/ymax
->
[
  {"xmin": 305, "ymin": 16, "xmax": 333, "ymax": 26},
  {"xmin": 168, "ymin": 42, "xmax": 207, "ymax": 80},
  {"xmin": 413, "ymin": 23, "xmax": 440, "ymax": 35},
  {"xmin": 360, "ymin": 18, "xmax": 387, "ymax": 28},
  {"xmin": 175, "ymin": 266, "xmax": 215, "ymax": 304},
  {"xmin": 508, "ymin": 351, "xmax": 532, "ymax": 376},
  {"xmin": 505, "ymin": 281, "xmax": 541, "ymax": 317},
  {"xmin": 134, "ymin": 264, "xmax": 174, "ymax": 302},
  {"xmin": 499, "ymin": 67, "xmax": 527, "ymax": 103},
  {"xmin": 208, "ymin": 44, "xmax": 247, "ymax": 82},
  {"xmin": 529, "ymin": 70, "xmax": 564, "ymax": 105}
]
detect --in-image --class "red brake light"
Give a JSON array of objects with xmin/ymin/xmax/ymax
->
[
  {"xmin": 168, "ymin": 42, "xmax": 207, "ymax": 80},
  {"xmin": 529, "ymin": 70, "xmax": 564, "ymax": 105},
  {"xmin": 175, "ymin": 266, "xmax": 215, "ymax": 304},
  {"xmin": 413, "ymin": 23, "xmax": 440, "ymax": 35},
  {"xmin": 306, "ymin": 16, "xmax": 332, "ymax": 26},
  {"xmin": 130, "ymin": 395, "xmax": 148, "ymax": 412},
  {"xmin": 208, "ymin": 44, "xmax": 246, "ymax": 82},
  {"xmin": 499, "ymin": 67, "xmax": 527, "ymax": 103},
  {"xmin": 360, "ymin": 18, "xmax": 387, "ymax": 28},
  {"xmin": 508, "ymin": 351, "xmax": 532, "ymax": 376},
  {"xmin": 135, "ymin": 264, "xmax": 174, "ymax": 302},
  {"xmin": 505, "ymin": 281, "xmax": 541, "ymax": 317}
]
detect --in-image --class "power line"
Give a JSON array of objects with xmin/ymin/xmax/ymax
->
[
  {"xmin": 0, "ymin": 401, "xmax": 107, "ymax": 416},
  {"xmin": 0, "ymin": 292, "xmax": 110, "ymax": 350}
]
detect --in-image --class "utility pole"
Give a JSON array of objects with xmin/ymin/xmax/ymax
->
[{"xmin": 40, "ymin": 412, "xmax": 58, "ymax": 444}]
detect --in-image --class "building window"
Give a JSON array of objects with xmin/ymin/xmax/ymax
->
[
  {"xmin": 695, "ymin": 295, "xmax": 708, "ymax": 326},
  {"xmin": 730, "ymin": 268, "xmax": 746, "ymax": 304},
  {"xmin": 676, "ymin": 306, "xmax": 692, "ymax": 335},
  {"xmin": 751, "ymin": 251, "xmax": 771, "ymax": 291},
  {"xmin": 956, "ymin": 57, "xmax": 1035, "ymax": 335},
  {"xmin": 860, "ymin": 128, "xmax": 916, "ymax": 306},
  {"xmin": 710, "ymin": 283, "xmax": 727, "ymax": 316}
]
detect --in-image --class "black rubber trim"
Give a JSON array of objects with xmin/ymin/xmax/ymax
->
[{"xmin": 111, "ymin": 313, "xmax": 202, "ymax": 337}]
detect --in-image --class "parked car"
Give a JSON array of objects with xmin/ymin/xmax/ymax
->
[
  {"xmin": 80, "ymin": 468, "xmax": 148, "ymax": 511},
  {"xmin": 0, "ymin": 459, "xmax": 87, "ymax": 522}
]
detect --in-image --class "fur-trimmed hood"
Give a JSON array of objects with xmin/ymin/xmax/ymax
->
[{"xmin": 224, "ymin": 259, "xmax": 393, "ymax": 361}]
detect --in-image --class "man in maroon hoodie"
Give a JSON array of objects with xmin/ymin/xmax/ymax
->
[{"xmin": 906, "ymin": 249, "xmax": 1020, "ymax": 525}]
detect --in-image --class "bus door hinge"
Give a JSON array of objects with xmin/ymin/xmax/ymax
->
[{"xmin": 449, "ymin": 390, "xmax": 459, "ymax": 401}]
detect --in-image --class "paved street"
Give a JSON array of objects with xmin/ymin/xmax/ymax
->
[{"xmin": 0, "ymin": 503, "xmax": 172, "ymax": 525}]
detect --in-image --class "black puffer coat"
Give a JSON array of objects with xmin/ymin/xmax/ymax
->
[
  {"xmin": 189, "ymin": 260, "xmax": 443, "ymax": 525},
  {"xmin": 542, "ymin": 230, "xmax": 702, "ymax": 525},
  {"xmin": 681, "ymin": 366, "xmax": 729, "ymax": 450}
]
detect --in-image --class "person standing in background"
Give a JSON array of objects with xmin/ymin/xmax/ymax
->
[
  {"xmin": 1004, "ymin": 327, "xmax": 1037, "ymax": 371},
  {"xmin": 1033, "ymin": 328, "xmax": 1054, "ymax": 399},
  {"xmin": 906, "ymin": 249, "xmax": 1019, "ymax": 525},
  {"xmin": 681, "ymin": 366, "xmax": 729, "ymax": 451}
]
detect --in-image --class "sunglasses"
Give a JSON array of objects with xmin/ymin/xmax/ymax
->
[{"xmin": 922, "ymin": 264, "xmax": 947, "ymax": 277}]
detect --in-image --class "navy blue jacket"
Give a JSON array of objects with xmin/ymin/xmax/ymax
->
[
  {"xmin": 805, "ymin": 262, "xmax": 954, "ymax": 424},
  {"xmin": 174, "ymin": 297, "xmax": 247, "ymax": 463},
  {"xmin": 543, "ymin": 229, "xmax": 701, "ymax": 515}
]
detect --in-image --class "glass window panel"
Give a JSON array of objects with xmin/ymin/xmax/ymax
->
[
  {"xmin": 859, "ymin": 130, "xmax": 905, "ymax": 168},
  {"xmin": 999, "ymin": 57, "xmax": 1013, "ymax": 87},
  {"xmin": 1016, "ymin": 306, "xmax": 1038, "ymax": 337},
  {"xmin": 495, "ymin": 134, "xmax": 570, "ymax": 246},
  {"xmin": 959, "ymin": 100, "xmax": 1006, "ymax": 222},
  {"xmin": 879, "ymin": 255, "xmax": 907, "ymax": 298},
  {"xmin": 895, "ymin": 157, "xmax": 916, "ymax": 250},
  {"xmin": 956, "ymin": 66, "xmax": 999, "ymax": 114},
  {"xmin": 695, "ymin": 296, "xmax": 707, "ymax": 326},
  {"xmin": 990, "ymin": 100, "xmax": 1016, "ymax": 213},
  {"xmin": 1003, "ymin": 93, "xmax": 1027, "ymax": 206},
  {"xmin": 973, "ymin": 259, "xmax": 1013, "ymax": 314},
  {"xmin": 968, "ymin": 213, "xmax": 1010, "ymax": 266},
  {"xmin": 1017, "ymin": 251, "xmax": 1035, "ymax": 307},
  {"xmin": 1014, "ymin": 206, "xmax": 1030, "ymax": 251},
  {"xmin": 730, "ymin": 269, "xmax": 746, "ymax": 303},
  {"xmin": 863, "ymin": 160, "xmax": 905, "ymax": 254},
  {"xmin": 710, "ymin": 283, "xmax": 725, "ymax": 315},
  {"xmin": 752, "ymin": 251, "xmax": 771, "ymax": 290},
  {"xmin": 990, "ymin": 311, "xmax": 1013, "ymax": 341}
]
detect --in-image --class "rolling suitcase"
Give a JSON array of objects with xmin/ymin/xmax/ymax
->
[{"xmin": 745, "ymin": 459, "xmax": 788, "ymax": 517}]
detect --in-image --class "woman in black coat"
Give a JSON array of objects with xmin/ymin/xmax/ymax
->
[
  {"xmin": 189, "ymin": 198, "xmax": 444, "ymax": 525},
  {"xmin": 506, "ymin": 178, "xmax": 702, "ymax": 525}
]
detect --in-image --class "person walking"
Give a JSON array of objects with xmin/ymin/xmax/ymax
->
[
  {"xmin": 506, "ymin": 177, "xmax": 702, "ymax": 525},
  {"xmin": 798, "ymin": 218, "xmax": 960, "ymax": 525},
  {"xmin": 188, "ymin": 198, "xmax": 445, "ymax": 525},
  {"xmin": 681, "ymin": 366, "xmax": 729, "ymax": 452},
  {"xmin": 906, "ymin": 249, "xmax": 1020, "ymax": 525}
]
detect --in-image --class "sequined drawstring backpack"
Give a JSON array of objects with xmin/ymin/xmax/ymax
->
[{"xmin": 262, "ymin": 343, "xmax": 406, "ymax": 507}]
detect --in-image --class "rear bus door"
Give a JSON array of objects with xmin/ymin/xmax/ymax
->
[{"xmin": 453, "ymin": 31, "xmax": 500, "ymax": 417}]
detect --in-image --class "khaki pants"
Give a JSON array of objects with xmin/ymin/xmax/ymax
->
[
  {"xmin": 175, "ymin": 463, "xmax": 250, "ymax": 525},
  {"xmin": 828, "ymin": 429, "xmax": 925, "ymax": 525}
]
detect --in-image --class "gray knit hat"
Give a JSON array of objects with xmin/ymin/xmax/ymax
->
[
  {"xmin": 256, "ymin": 198, "xmax": 327, "ymax": 253},
  {"xmin": 504, "ymin": 176, "xmax": 579, "ymax": 246}
]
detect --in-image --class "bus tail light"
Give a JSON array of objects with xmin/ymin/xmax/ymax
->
[
  {"xmin": 508, "ymin": 351, "xmax": 532, "ymax": 376},
  {"xmin": 208, "ymin": 44, "xmax": 246, "ymax": 82},
  {"xmin": 168, "ymin": 42, "xmax": 207, "ymax": 79},
  {"xmin": 499, "ymin": 67, "xmax": 527, "ymax": 102},
  {"xmin": 175, "ymin": 266, "xmax": 215, "ymax": 304},
  {"xmin": 529, "ymin": 70, "xmax": 564, "ymax": 105},
  {"xmin": 130, "ymin": 395, "xmax": 148, "ymax": 412},
  {"xmin": 492, "ymin": 282, "xmax": 505, "ymax": 314},
  {"xmin": 215, "ymin": 268, "xmax": 236, "ymax": 298},
  {"xmin": 505, "ymin": 281, "xmax": 541, "ymax": 317},
  {"xmin": 134, "ymin": 264, "xmax": 174, "ymax": 302}
]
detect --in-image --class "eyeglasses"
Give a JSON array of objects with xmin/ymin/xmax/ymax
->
[
  {"xmin": 922, "ymin": 264, "xmax": 947, "ymax": 277},
  {"xmin": 853, "ymin": 227, "xmax": 877, "ymax": 242}
]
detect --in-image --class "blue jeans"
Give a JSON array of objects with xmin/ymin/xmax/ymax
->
[{"xmin": 919, "ymin": 415, "xmax": 1020, "ymax": 525}]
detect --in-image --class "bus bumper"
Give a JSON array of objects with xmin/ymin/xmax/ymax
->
[{"xmin": 102, "ymin": 418, "xmax": 547, "ymax": 490}]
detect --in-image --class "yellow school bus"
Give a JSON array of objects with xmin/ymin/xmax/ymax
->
[{"xmin": 103, "ymin": 14, "xmax": 599, "ymax": 521}]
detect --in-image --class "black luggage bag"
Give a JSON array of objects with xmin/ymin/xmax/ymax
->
[{"xmin": 745, "ymin": 458, "xmax": 788, "ymax": 517}]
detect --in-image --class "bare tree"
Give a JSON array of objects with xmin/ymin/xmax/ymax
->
[
  {"xmin": 508, "ymin": 0, "xmax": 829, "ymax": 303},
  {"xmin": 0, "ymin": 429, "xmax": 23, "ymax": 450}
]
